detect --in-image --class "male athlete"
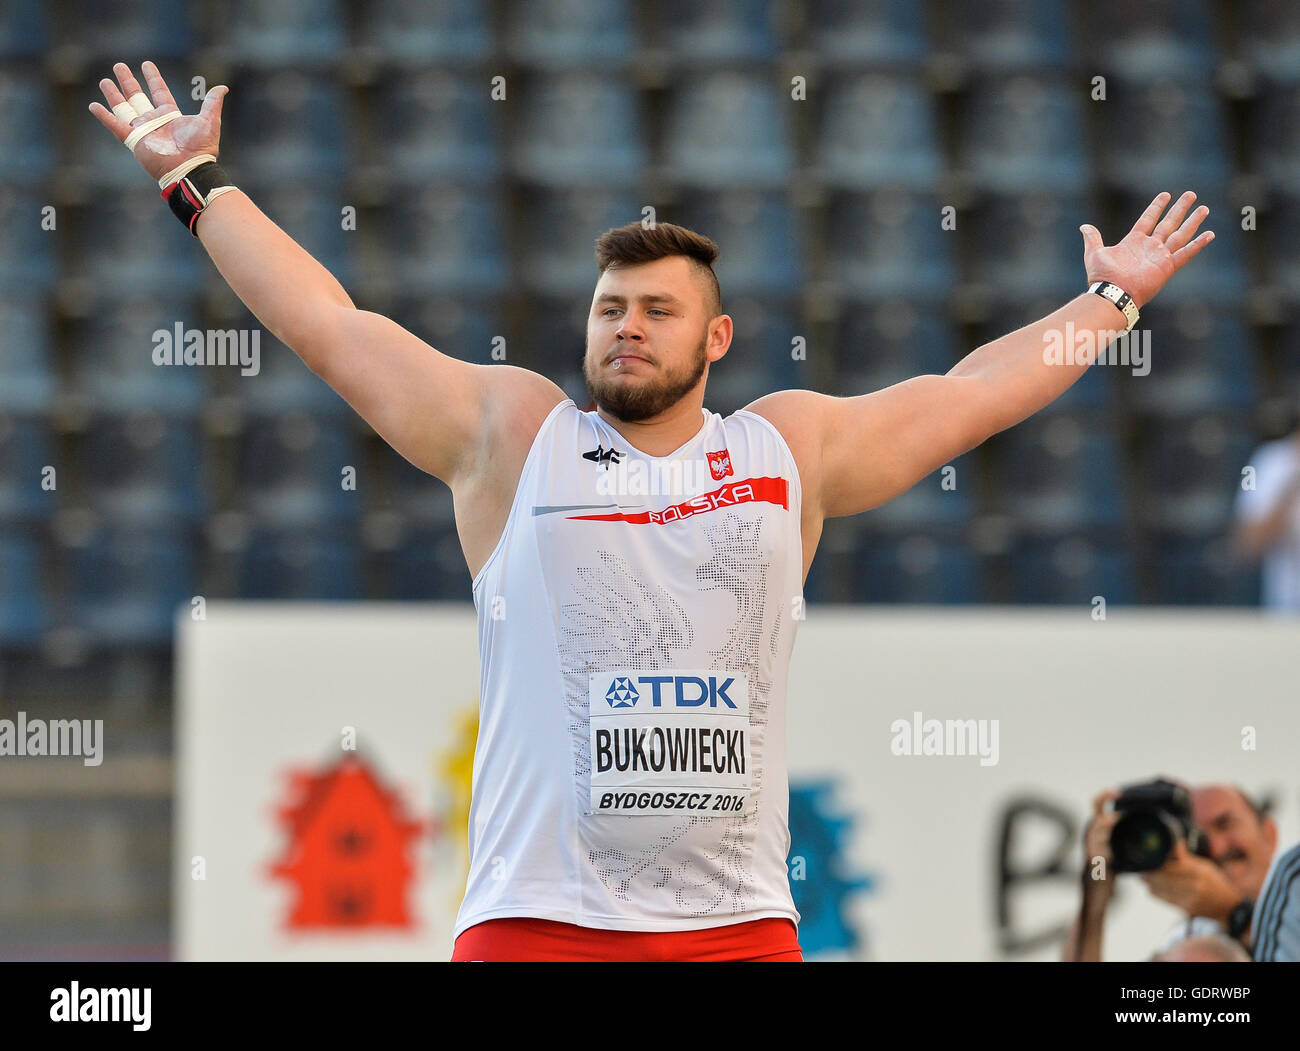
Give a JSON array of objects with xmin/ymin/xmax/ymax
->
[{"xmin": 91, "ymin": 62, "xmax": 1215, "ymax": 962}]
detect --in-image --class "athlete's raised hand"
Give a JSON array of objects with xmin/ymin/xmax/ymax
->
[
  {"xmin": 1079, "ymin": 190, "xmax": 1214, "ymax": 309},
  {"xmin": 88, "ymin": 60, "xmax": 228, "ymax": 183}
]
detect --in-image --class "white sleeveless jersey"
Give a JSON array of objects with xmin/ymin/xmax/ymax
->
[{"xmin": 453, "ymin": 398, "xmax": 804, "ymax": 937}]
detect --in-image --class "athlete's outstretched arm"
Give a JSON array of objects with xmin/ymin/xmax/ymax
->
[
  {"xmin": 751, "ymin": 192, "xmax": 1215, "ymax": 520},
  {"xmin": 88, "ymin": 61, "xmax": 555, "ymax": 486}
]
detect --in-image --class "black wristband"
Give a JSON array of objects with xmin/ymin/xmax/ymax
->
[{"xmin": 159, "ymin": 160, "xmax": 235, "ymax": 236}]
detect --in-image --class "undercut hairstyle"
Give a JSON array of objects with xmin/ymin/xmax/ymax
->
[{"xmin": 594, "ymin": 222, "xmax": 723, "ymax": 318}]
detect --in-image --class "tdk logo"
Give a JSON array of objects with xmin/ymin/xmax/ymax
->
[
  {"xmin": 603, "ymin": 675, "xmax": 738, "ymax": 709},
  {"xmin": 605, "ymin": 677, "xmax": 639, "ymax": 708}
]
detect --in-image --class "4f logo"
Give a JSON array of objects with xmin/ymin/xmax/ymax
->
[
  {"xmin": 707, "ymin": 449, "xmax": 733, "ymax": 480},
  {"xmin": 583, "ymin": 445, "xmax": 624, "ymax": 469}
]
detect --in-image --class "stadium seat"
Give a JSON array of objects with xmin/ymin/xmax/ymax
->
[
  {"xmin": 67, "ymin": 525, "xmax": 195, "ymax": 646},
  {"xmin": 0, "ymin": 187, "xmax": 55, "ymax": 292},
  {"xmin": 1005, "ymin": 536, "xmax": 1137, "ymax": 605},
  {"xmin": 223, "ymin": 0, "xmax": 345, "ymax": 65},
  {"xmin": 235, "ymin": 416, "xmax": 361, "ymax": 530},
  {"xmin": 705, "ymin": 300, "xmax": 805, "ymax": 415},
  {"xmin": 984, "ymin": 417, "xmax": 1127, "ymax": 532},
  {"xmin": 1098, "ymin": 80, "xmax": 1230, "ymax": 194},
  {"xmin": 236, "ymin": 331, "xmax": 351, "ymax": 417},
  {"xmin": 1088, "ymin": 0, "xmax": 1216, "ymax": 82},
  {"xmin": 823, "ymin": 190, "xmax": 956, "ymax": 300},
  {"xmin": 0, "ymin": 0, "xmax": 47, "ymax": 57},
  {"xmin": 948, "ymin": 0, "xmax": 1074, "ymax": 72},
  {"xmin": 386, "ymin": 296, "xmax": 505, "ymax": 369},
  {"xmin": 236, "ymin": 182, "xmax": 354, "ymax": 285},
  {"xmin": 236, "ymin": 527, "xmax": 360, "ymax": 599},
  {"xmin": 1124, "ymin": 305, "xmax": 1260, "ymax": 414},
  {"xmin": 62, "ymin": 195, "xmax": 202, "ymax": 297},
  {"xmin": 0, "ymin": 530, "xmax": 49, "ymax": 644},
  {"xmin": 64, "ymin": 1, "xmax": 193, "ymax": 59},
  {"xmin": 0, "ymin": 415, "xmax": 54, "ymax": 524},
  {"xmin": 368, "ymin": 72, "xmax": 502, "ymax": 184},
  {"xmin": 858, "ymin": 460, "xmax": 976, "ymax": 532},
  {"xmin": 0, "ymin": 298, "xmax": 53, "ymax": 413},
  {"xmin": 374, "ymin": 448, "xmax": 459, "ymax": 527},
  {"xmin": 1254, "ymin": 84, "xmax": 1300, "ymax": 195},
  {"xmin": 854, "ymin": 534, "xmax": 981, "ymax": 604},
  {"xmin": 831, "ymin": 298, "xmax": 961, "ymax": 396},
  {"xmin": 67, "ymin": 299, "xmax": 207, "ymax": 415},
  {"xmin": 515, "ymin": 187, "xmax": 644, "ymax": 297},
  {"xmin": 1236, "ymin": 1, "xmax": 1300, "ymax": 83},
  {"xmin": 512, "ymin": 295, "xmax": 589, "ymax": 386},
  {"xmin": 958, "ymin": 77, "xmax": 1089, "ymax": 193},
  {"xmin": 357, "ymin": 0, "xmax": 491, "ymax": 67},
  {"xmin": 655, "ymin": 0, "xmax": 780, "ymax": 64},
  {"xmin": 1134, "ymin": 415, "xmax": 1256, "ymax": 534},
  {"xmin": 511, "ymin": 74, "xmax": 646, "ymax": 185},
  {"xmin": 816, "ymin": 74, "xmax": 941, "ymax": 191},
  {"xmin": 1141, "ymin": 532, "xmax": 1258, "ymax": 605},
  {"xmin": 664, "ymin": 74, "xmax": 792, "ymax": 188},
  {"xmin": 672, "ymin": 191, "xmax": 804, "ymax": 297},
  {"xmin": 222, "ymin": 72, "xmax": 349, "ymax": 178},
  {"xmin": 970, "ymin": 193, "xmax": 1097, "ymax": 303},
  {"xmin": 805, "ymin": 0, "xmax": 927, "ymax": 68},
  {"xmin": 0, "ymin": 71, "xmax": 51, "ymax": 180},
  {"xmin": 389, "ymin": 525, "xmax": 473, "ymax": 600},
  {"xmin": 372, "ymin": 185, "xmax": 508, "ymax": 296},
  {"xmin": 506, "ymin": 0, "xmax": 634, "ymax": 68},
  {"xmin": 76, "ymin": 414, "xmax": 205, "ymax": 523}
]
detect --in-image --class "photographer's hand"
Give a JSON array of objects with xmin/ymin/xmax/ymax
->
[
  {"xmin": 1141, "ymin": 840, "xmax": 1241, "ymax": 925},
  {"xmin": 1063, "ymin": 788, "xmax": 1121, "ymax": 961}
]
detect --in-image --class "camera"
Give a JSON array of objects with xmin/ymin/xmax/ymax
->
[{"xmin": 1109, "ymin": 778, "xmax": 1211, "ymax": 873}]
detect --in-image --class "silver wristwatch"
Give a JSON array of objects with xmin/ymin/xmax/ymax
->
[{"xmin": 1088, "ymin": 280, "xmax": 1139, "ymax": 331}]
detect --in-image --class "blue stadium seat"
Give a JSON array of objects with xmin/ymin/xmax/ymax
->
[
  {"xmin": 1254, "ymin": 85, "xmax": 1300, "ymax": 195},
  {"xmin": 0, "ymin": 415, "xmax": 54, "ymax": 524},
  {"xmin": 707, "ymin": 300, "xmax": 805, "ymax": 414},
  {"xmin": 1006, "ymin": 536, "xmax": 1137, "ymax": 604},
  {"xmin": 859, "ymin": 461, "xmax": 976, "ymax": 532},
  {"xmin": 389, "ymin": 525, "xmax": 472, "ymax": 600},
  {"xmin": 235, "ymin": 416, "xmax": 361, "ymax": 529},
  {"xmin": 375, "ymin": 448, "xmax": 458, "ymax": 526},
  {"xmin": 1143, "ymin": 533, "xmax": 1257, "ymax": 605},
  {"xmin": 63, "ymin": 194, "xmax": 202, "ymax": 297},
  {"xmin": 516, "ymin": 188, "xmax": 644, "ymax": 297},
  {"xmin": 514, "ymin": 295, "xmax": 589, "ymax": 388},
  {"xmin": 656, "ymin": 0, "xmax": 780, "ymax": 64},
  {"xmin": 357, "ymin": 0, "xmax": 491, "ymax": 67},
  {"xmin": 67, "ymin": 299, "xmax": 207, "ymax": 414},
  {"xmin": 855, "ymin": 534, "xmax": 981, "ymax": 603},
  {"xmin": 805, "ymin": 0, "xmax": 927, "ymax": 68},
  {"xmin": 958, "ymin": 77, "xmax": 1089, "ymax": 193},
  {"xmin": 664, "ymin": 74, "xmax": 792, "ymax": 188},
  {"xmin": 0, "ymin": 530, "xmax": 49, "ymax": 643},
  {"xmin": 824, "ymin": 191, "xmax": 956, "ymax": 300},
  {"xmin": 67, "ymin": 526, "xmax": 195, "ymax": 646},
  {"xmin": 1125, "ymin": 305, "xmax": 1259, "ymax": 414},
  {"xmin": 1236, "ymin": 1, "xmax": 1300, "ymax": 83},
  {"xmin": 369, "ymin": 72, "xmax": 501, "ymax": 184},
  {"xmin": 511, "ymin": 74, "xmax": 646, "ymax": 185},
  {"xmin": 77, "ymin": 414, "xmax": 205, "ymax": 523},
  {"xmin": 506, "ymin": 0, "xmax": 634, "ymax": 68},
  {"xmin": 1089, "ymin": 0, "xmax": 1216, "ymax": 82},
  {"xmin": 223, "ymin": 72, "xmax": 349, "ymax": 178},
  {"xmin": 236, "ymin": 527, "xmax": 360, "ymax": 599},
  {"xmin": 386, "ymin": 296, "xmax": 505, "ymax": 369},
  {"xmin": 832, "ymin": 299, "xmax": 960, "ymax": 396},
  {"xmin": 817, "ymin": 75, "xmax": 941, "ymax": 191},
  {"xmin": 236, "ymin": 182, "xmax": 354, "ymax": 285},
  {"xmin": 673, "ymin": 191, "xmax": 804, "ymax": 297},
  {"xmin": 1098, "ymin": 81, "xmax": 1230, "ymax": 194},
  {"xmin": 0, "ymin": 298, "xmax": 53, "ymax": 413},
  {"xmin": 237, "ymin": 331, "xmax": 350, "ymax": 417},
  {"xmin": 0, "ymin": 0, "xmax": 48, "ymax": 57},
  {"xmin": 971, "ymin": 194, "xmax": 1095, "ymax": 303},
  {"xmin": 949, "ymin": 0, "xmax": 1074, "ymax": 72},
  {"xmin": 64, "ymin": 1, "xmax": 193, "ymax": 58},
  {"xmin": 223, "ymin": 0, "xmax": 345, "ymax": 65},
  {"xmin": 985, "ymin": 417, "xmax": 1127, "ymax": 531},
  {"xmin": 1111, "ymin": 190, "xmax": 1246, "ymax": 305},
  {"xmin": 1135, "ymin": 415, "xmax": 1256, "ymax": 534},
  {"xmin": 373, "ymin": 185, "xmax": 507, "ymax": 296},
  {"xmin": 0, "ymin": 187, "xmax": 55, "ymax": 292},
  {"xmin": 0, "ymin": 71, "xmax": 51, "ymax": 180}
]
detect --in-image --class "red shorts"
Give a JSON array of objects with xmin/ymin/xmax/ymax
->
[{"xmin": 451, "ymin": 916, "xmax": 802, "ymax": 962}]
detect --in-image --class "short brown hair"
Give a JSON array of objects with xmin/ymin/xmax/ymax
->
[{"xmin": 594, "ymin": 222, "xmax": 722, "ymax": 317}]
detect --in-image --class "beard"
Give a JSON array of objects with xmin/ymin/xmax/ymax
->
[{"xmin": 582, "ymin": 334, "xmax": 708, "ymax": 423}]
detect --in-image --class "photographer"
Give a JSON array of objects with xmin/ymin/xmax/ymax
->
[{"xmin": 1063, "ymin": 781, "xmax": 1278, "ymax": 961}]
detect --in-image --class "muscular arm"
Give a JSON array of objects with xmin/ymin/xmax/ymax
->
[{"xmin": 750, "ymin": 192, "xmax": 1215, "ymax": 521}]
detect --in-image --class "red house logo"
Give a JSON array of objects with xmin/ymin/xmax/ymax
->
[
  {"xmin": 269, "ymin": 754, "xmax": 426, "ymax": 930},
  {"xmin": 707, "ymin": 449, "xmax": 733, "ymax": 480}
]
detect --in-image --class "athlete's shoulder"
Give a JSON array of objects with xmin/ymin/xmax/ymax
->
[{"xmin": 736, "ymin": 389, "xmax": 825, "ymax": 465}]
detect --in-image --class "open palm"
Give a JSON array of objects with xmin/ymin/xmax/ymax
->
[
  {"xmin": 88, "ymin": 61, "xmax": 228, "ymax": 183},
  {"xmin": 1080, "ymin": 191, "xmax": 1214, "ymax": 310}
]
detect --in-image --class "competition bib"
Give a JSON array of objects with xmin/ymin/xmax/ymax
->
[{"xmin": 587, "ymin": 669, "xmax": 752, "ymax": 817}]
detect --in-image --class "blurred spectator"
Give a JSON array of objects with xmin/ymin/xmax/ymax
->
[
  {"xmin": 1153, "ymin": 932, "xmax": 1251, "ymax": 962},
  {"xmin": 1234, "ymin": 415, "xmax": 1300, "ymax": 611}
]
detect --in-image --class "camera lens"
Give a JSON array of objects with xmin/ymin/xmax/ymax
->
[{"xmin": 1112, "ymin": 811, "xmax": 1176, "ymax": 872}]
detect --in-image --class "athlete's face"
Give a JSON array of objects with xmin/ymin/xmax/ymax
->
[
  {"xmin": 1190, "ymin": 786, "xmax": 1278, "ymax": 900},
  {"xmin": 583, "ymin": 256, "xmax": 717, "ymax": 423}
]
